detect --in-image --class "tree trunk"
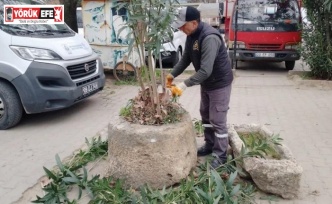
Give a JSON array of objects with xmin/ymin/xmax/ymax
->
[{"xmin": 59, "ymin": 0, "xmax": 78, "ymax": 32}]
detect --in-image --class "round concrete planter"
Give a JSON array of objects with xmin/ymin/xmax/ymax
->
[{"xmin": 107, "ymin": 113, "xmax": 197, "ymax": 189}]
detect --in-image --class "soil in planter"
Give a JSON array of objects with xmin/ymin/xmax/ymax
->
[{"xmin": 238, "ymin": 132, "xmax": 281, "ymax": 160}]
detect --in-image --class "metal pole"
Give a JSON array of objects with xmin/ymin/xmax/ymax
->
[{"xmin": 233, "ymin": 0, "xmax": 238, "ymax": 69}]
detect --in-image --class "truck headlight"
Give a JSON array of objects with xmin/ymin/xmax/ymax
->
[
  {"xmin": 10, "ymin": 46, "xmax": 62, "ymax": 60},
  {"xmin": 285, "ymin": 43, "xmax": 299, "ymax": 50},
  {"xmin": 228, "ymin": 41, "xmax": 246, "ymax": 49}
]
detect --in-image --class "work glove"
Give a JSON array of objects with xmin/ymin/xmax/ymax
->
[
  {"xmin": 170, "ymin": 82, "xmax": 187, "ymax": 97},
  {"xmin": 166, "ymin": 74, "xmax": 174, "ymax": 88}
]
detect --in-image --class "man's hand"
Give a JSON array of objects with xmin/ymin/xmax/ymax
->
[
  {"xmin": 170, "ymin": 82, "xmax": 187, "ymax": 97},
  {"xmin": 166, "ymin": 74, "xmax": 174, "ymax": 88}
]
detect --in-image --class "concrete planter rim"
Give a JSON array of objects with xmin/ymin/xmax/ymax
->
[{"xmin": 228, "ymin": 124, "xmax": 303, "ymax": 199}]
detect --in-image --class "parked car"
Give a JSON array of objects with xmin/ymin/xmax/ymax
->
[{"xmin": 159, "ymin": 28, "xmax": 187, "ymax": 67}]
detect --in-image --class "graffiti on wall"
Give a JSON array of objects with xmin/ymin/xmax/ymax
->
[
  {"xmin": 110, "ymin": 6, "xmax": 129, "ymax": 45},
  {"xmin": 84, "ymin": 1, "xmax": 106, "ymax": 44},
  {"xmin": 82, "ymin": 0, "xmax": 139, "ymax": 69}
]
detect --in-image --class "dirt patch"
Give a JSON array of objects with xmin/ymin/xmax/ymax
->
[{"xmin": 288, "ymin": 70, "xmax": 332, "ymax": 89}]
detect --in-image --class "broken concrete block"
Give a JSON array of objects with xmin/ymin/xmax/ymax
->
[{"xmin": 228, "ymin": 124, "xmax": 303, "ymax": 199}]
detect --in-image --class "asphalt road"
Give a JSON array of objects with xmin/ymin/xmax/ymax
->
[
  {"xmin": 0, "ymin": 76, "xmax": 140, "ymax": 204},
  {"xmin": 0, "ymin": 60, "xmax": 310, "ymax": 204}
]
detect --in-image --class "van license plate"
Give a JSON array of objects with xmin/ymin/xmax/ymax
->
[
  {"xmin": 82, "ymin": 82, "xmax": 98, "ymax": 95},
  {"xmin": 255, "ymin": 53, "xmax": 275, "ymax": 57}
]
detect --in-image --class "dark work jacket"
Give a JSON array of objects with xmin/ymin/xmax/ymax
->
[{"xmin": 186, "ymin": 22, "xmax": 233, "ymax": 90}]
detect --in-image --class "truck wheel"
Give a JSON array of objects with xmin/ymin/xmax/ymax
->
[
  {"xmin": 285, "ymin": 61, "xmax": 295, "ymax": 70},
  {"xmin": 172, "ymin": 47, "xmax": 182, "ymax": 67},
  {"xmin": 0, "ymin": 81, "xmax": 23, "ymax": 130}
]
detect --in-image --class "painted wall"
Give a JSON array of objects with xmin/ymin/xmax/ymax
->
[{"xmin": 82, "ymin": 0, "xmax": 140, "ymax": 69}]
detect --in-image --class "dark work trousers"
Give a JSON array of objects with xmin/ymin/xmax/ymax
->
[{"xmin": 200, "ymin": 84, "xmax": 232, "ymax": 161}]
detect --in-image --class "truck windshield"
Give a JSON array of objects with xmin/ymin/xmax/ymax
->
[{"xmin": 235, "ymin": 0, "xmax": 300, "ymax": 26}]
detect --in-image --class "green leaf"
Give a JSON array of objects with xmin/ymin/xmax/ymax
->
[
  {"xmin": 230, "ymin": 184, "xmax": 241, "ymax": 196},
  {"xmin": 117, "ymin": 25, "xmax": 129, "ymax": 39},
  {"xmin": 85, "ymin": 137, "xmax": 90, "ymax": 147},
  {"xmin": 211, "ymin": 169, "xmax": 223, "ymax": 197},
  {"xmin": 55, "ymin": 154, "xmax": 65, "ymax": 172},
  {"xmin": 83, "ymin": 167, "xmax": 88, "ymax": 182},
  {"xmin": 213, "ymin": 194, "xmax": 222, "ymax": 204},
  {"xmin": 226, "ymin": 171, "xmax": 237, "ymax": 187},
  {"xmin": 78, "ymin": 187, "xmax": 83, "ymax": 199},
  {"xmin": 62, "ymin": 177, "xmax": 79, "ymax": 184},
  {"xmin": 127, "ymin": 38, "xmax": 135, "ymax": 57},
  {"xmin": 195, "ymin": 187, "xmax": 209, "ymax": 201},
  {"xmin": 65, "ymin": 169, "xmax": 80, "ymax": 183},
  {"xmin": 43, "ymin": 167, "xmax": 58, "ymax": 182}
]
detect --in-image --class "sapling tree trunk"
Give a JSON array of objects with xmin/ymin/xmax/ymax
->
[
  {"xmin": 133, "ymin": 21, "xmax": 147, "ymax": 99},
  {"xmin": 117, "ymin": 0, "xmax": 181, "ymax": 124}
]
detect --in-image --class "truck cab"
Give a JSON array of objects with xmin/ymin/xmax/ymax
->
[{"xmin": 225, "ymin": 0, "xmax": 302, "ymax": 70}]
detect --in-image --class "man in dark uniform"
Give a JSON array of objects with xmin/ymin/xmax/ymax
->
[{"xmin": 167, "ymin": 6, "xmax": 233, "ymax": 169}]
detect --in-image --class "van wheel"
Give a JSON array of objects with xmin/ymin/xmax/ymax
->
[
  {"xmin": 0, "ymin": 81, "xmax": 23, "ymax": 130},
  {"xmin": 285, "ymin": 61, "xmax": 295, "ymax": 70},
  {"xmin": 172, "ymin": 48, "xmax": 182, "ymax": 67}
]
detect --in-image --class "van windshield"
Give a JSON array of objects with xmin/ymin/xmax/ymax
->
[
  {"xmin": 0, "ymin": 23, "xmax": 74, "ymax": 37},
  {"xmin": 0, "ymin": 1, "xmax": 75, "ymax": 37},
  {"xmin": 235, "ymin": 0, "xmax": 301, "ymax": 26}
]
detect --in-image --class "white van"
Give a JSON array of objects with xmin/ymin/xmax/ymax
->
[
  {"xmin": 0, "ymin": 5, "xmax": 105, "ymax": 130},
  {"xmin": 159, "ymin": 28, "xmax": 187, "ymax": 67}
]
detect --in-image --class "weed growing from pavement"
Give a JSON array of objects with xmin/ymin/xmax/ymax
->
[
  {"xmin": 193, "ymin": 118, "xmax": 204, "ymax": 137},
  {"xmin": 300, "ymin": 71, "xmax": 313, "ymax": 80},
  {"xmin": 32, "ymin": 133, "xmax": 284, "ymax": 203},
  {"xmin": 120, "ymin": 99, "xmax": 133, "ymax": 118},
  {"xmin": 114, "ymin": 78, "xmax": 138, "ymax": 86},
  {"xmin": 32, "ymin": 137, "xmax": 108, "ymax": 204}
]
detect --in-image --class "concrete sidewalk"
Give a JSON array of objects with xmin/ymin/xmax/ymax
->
[
  {"xmin": 178, "ymin": 65, "xmax": 332, "ymax": 203},
  {"xmin": 9, "ymin": 61, "xmax": 332, "ymax": 203}
]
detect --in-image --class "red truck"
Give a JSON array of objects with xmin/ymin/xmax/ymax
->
[{"xmin": 223, "ymin": 0, "xmax": 302, "ymax": 70}]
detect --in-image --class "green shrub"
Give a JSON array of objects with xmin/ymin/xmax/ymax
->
[{"xmin": 301, "ymin": 0, "xmax": 332, "ymax": 80}]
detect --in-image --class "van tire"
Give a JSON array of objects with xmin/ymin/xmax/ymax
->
[
  {"xmin": 285, "ymin": 61, "xmax": 295, "ymax": 70},
  {"xmin": 0, "ymin": 81, "xmax": 23, "ymax": 130}
]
